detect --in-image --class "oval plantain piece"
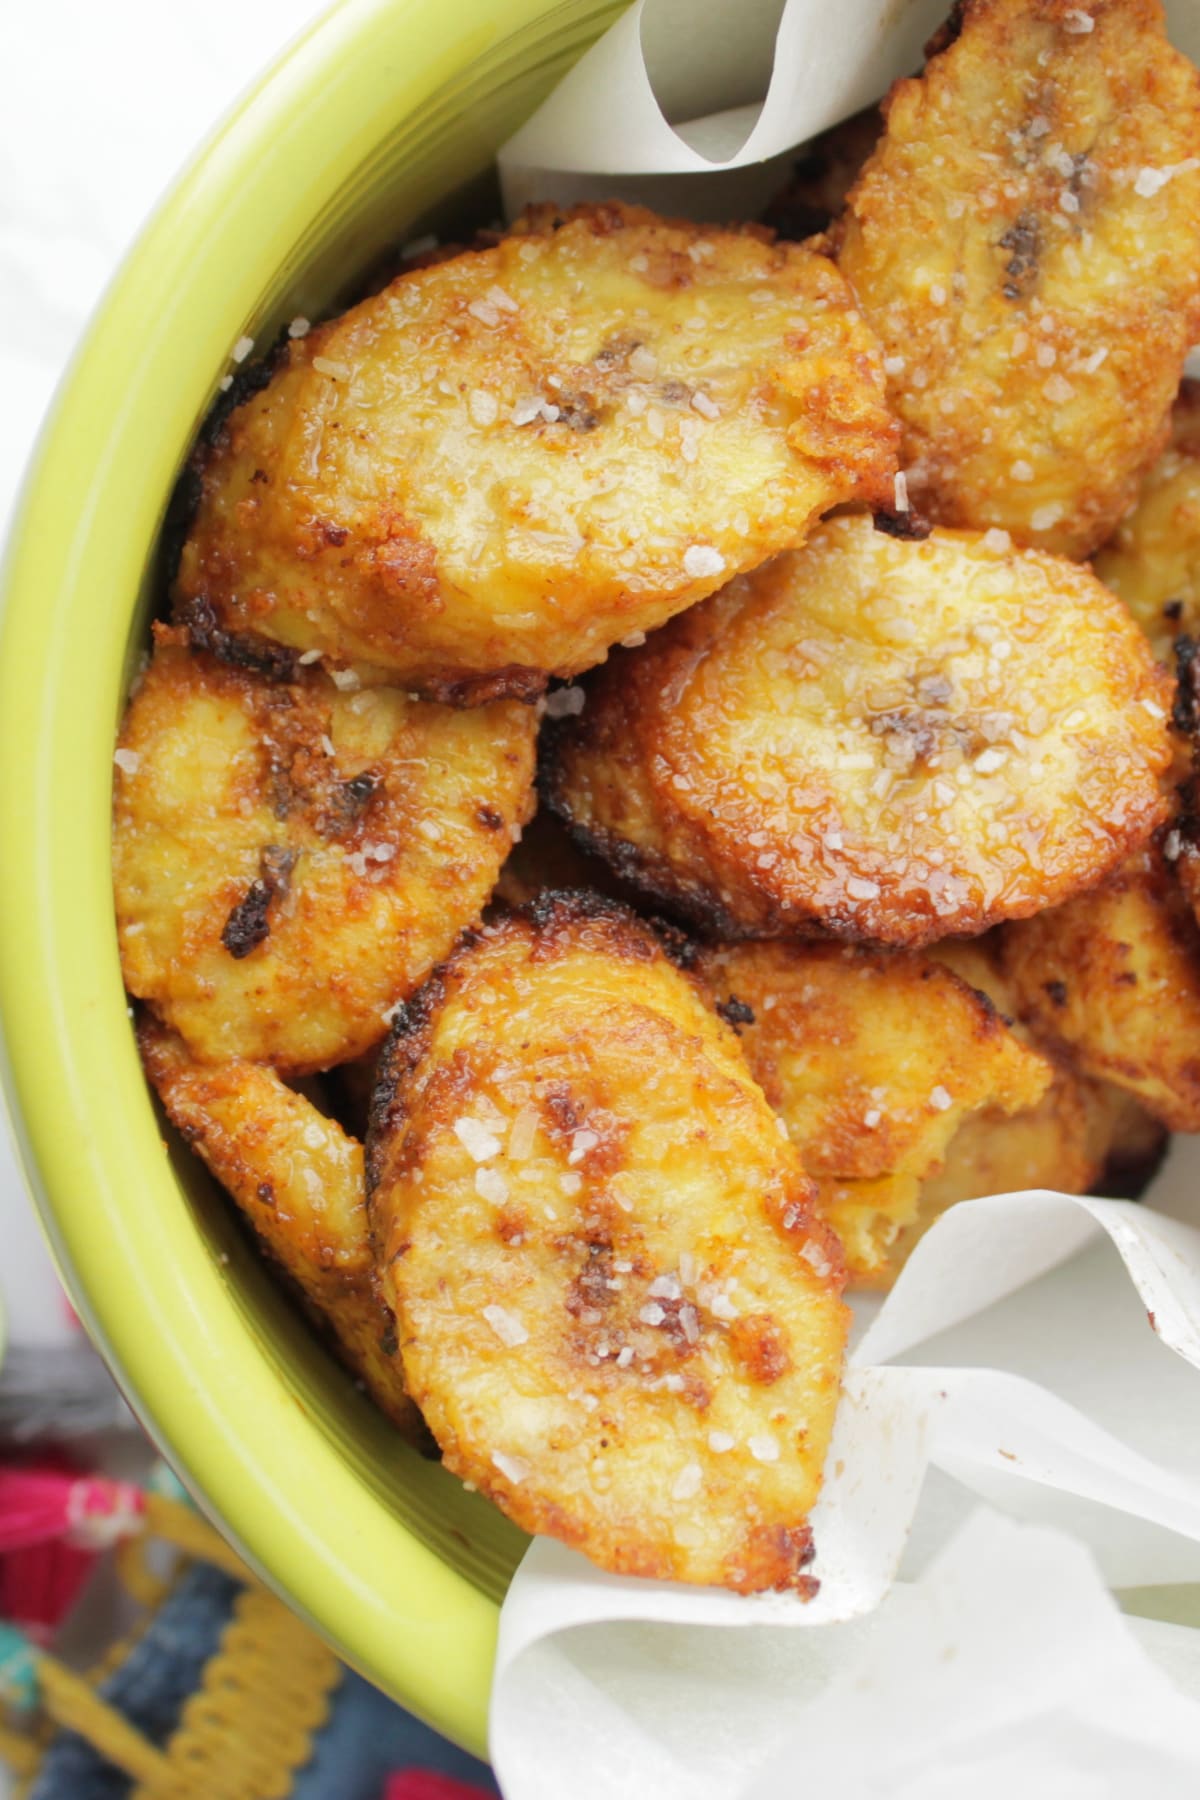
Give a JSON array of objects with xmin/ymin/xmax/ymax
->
[
  {"xmin": 367, "ymin": 893, "xmax": 849, "ymax": 1593},
  {"xmin": 544, "ymin": 515, "xmax": 1171, "ymax": 946},
  {"xmin": 834, "ymin": 0, "xmax": 1200, "ymax": 559},
  {"xmin": 175, "ymin": 202, "xmax": 898, "ymax": 703},
  {"xmin": 138, "ymin": 1018, "xmax": 422, "ymax": 1440},
  {"xmin": 113, "ymin": 630, "xmax": 535, "ymax": 1073},
  {"xmin": 999, "ymin": 841, "xmax": 1200, "ymax": 1129},
  {"xmin": 1094, "ymin": 383, "xmax": 1200, "ymax": 659},
  {"xmin": 693, "ymin": 939, "xmax": 1053, "ymax": 1286}
]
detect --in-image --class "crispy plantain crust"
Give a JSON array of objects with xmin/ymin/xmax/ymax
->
[
  {"xmin": 544, "ymin": 516, "xmax": 1171, "ymax": 946},
  {"xmin": 999, "ymin": 841, "xmax": 1200, "ymax": 1128},
  {"xmin": 113, "ymin": 632, "xmax": 535, "ymax": 1073},
  {"xmin": 1094, "ymin": 383, "xmax": 1200, "ymax": 659},
  {"xmin": 367, "ymin": 892, "xmax": 849, "ymax": 1593},
  {"xmin": 835, "ymin": 0, "xmax": 1200, "ymax": 558},
  {"xmin": 139, "ymin": 1019, "xmax": 422, "ymax": 1439},
  {"xmin": 175, "ymin": 202, "xmax": 898, "ymax": 700},
  {"xmin": 693, "ymin": 939, "xmax": 1052, "ymax": 1285}
]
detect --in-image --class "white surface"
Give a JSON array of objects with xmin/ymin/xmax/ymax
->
[
  {"xmin": 0, "ymin": 8, "xmax": 318, "ymax": 1785},
  {"xmin": 0, "ymin": 0, "xmax": 325, "ymax": 1352}
]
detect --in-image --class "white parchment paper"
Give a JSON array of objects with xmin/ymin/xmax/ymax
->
[{"xmin": 491, "ymin": 4, "xmax": 1200, "ymax": 1791}]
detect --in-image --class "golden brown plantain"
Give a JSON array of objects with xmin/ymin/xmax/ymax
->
[
  {"xmin": 367, "ymin": 892, "xmax": 849, "ymax": 1593},
  {"xmin": 1094, "ymin": 383, "xmax": 1200, "ymax": 659},
  {"xmin": 176, "ymin": 202, "xmax": 898, "ymax": 701},
  {"xmin": 139, "ymin": 1018, "xmax": 421, "ymax": 1439},
  {"xmin": 693, "ymin": 939, "xmax": 1053, "ymax": 1285},
  {"xmin": 113, "ymin": 631, "xmax": 535, "ymax": 1072},
  {"xmin": 835, "ymin": 0, "xmax": 1200, "ymax": 558},
  {"xmin": 544, "ymin": 515, "xmax": 1171, "ymax": 945},
  {"xmin": 999, "ymin": 841, "xmax": 1200, "ymax": 1128}
]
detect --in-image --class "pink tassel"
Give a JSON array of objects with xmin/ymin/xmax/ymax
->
[
  {"xmin": 0, "ymin": 1461, "xmax": 145, "ymax": 1641},
  {"xmin": 383, "ymin": 1775, "xmax": 494, "ymax": 1800},
  {"xmin": 0, "ymin": 1466, "xmax": 144, "ymax": 1552}
]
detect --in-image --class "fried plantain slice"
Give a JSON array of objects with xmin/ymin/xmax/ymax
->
[
  {"xmin": 693, "ymin": 939, "xmax": 1053, "ymax": 1285},
  {"xmin": 999, "ymin": 841, "xmax": 1200, "ymax": 1128},
  {"xmin": 368, "ymin": 893, "xmax": 849, "ymax": 1593},
  {"xmin": 176, "ymin": 202, "xmax": 898, "ymax": 702},
  {"xmin": 544, "ymin": 515, "xmax": 1171, "ymax": 946},
  {"xmin": 139, "ymin": 1019, "xmax": 421, "ymax": 1439},
  {"xmin": 1094, "ymin": 383, "xmax": 1200, "ymax": 659},
  {"xmin": 835, "ymin": 0, "xmax": 1200, "ymax": 559},
  {"xmin": 113, "ymin": 631, "xmax": 535, "ymax": 1073}
]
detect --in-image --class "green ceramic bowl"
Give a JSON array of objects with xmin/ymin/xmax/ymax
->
[{"xmin": 0, "ymin": 0, "xmax": 627, "ymax": 1753}]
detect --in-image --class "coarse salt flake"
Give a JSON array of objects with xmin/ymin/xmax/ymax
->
[
  {"xmin": 1063, "ymin": 7, "xmax": 1093, "ymax": 29},
  {"xmin": 893, "ymin": 472, "xmax": 910, "ymax": 512},
  {"xmin": 1011, "ymin": 460, "xmax": 1034, "ymax": 482},
  {"xmin": 846, "ymin": 876, "xmax": 880, "ymax": 901},
  {"xmin": 708, "ymin": 1431, "xmax": 735, "ymax": 1453},
  {"xmin": 483, "ymin": 1306, "xmax": 529, "ymax": 1348},
  {"xmin": 620, "ymin": 630, "xmax": 646, "ymax": 648},
  {"xmin": 298, "ymin": 648, "xmax": 322, "ymax": 665},
  {"xmin": 930, "ymin": 1085, "xmax": 953, "ymax": 1111},
  {"xmin": 492, "ymin": 1450, "xmax": 531, "ymax": 1483},
  {"xmin": 329, "ymin": 667, "xmax": 361, "ymax": 691},
  {"xmin": 1031, "ymin": 502, "xmax": 1064, "ymax": 531},
  {"xmin": 288, "ymin": 316, "xmax": 311, "ymax": 339},
  {"xmin": 508, "ymin": 1106, "xmax": 540, "ymax": 1161},
  {"xmin": 232, "ymin": 335, "xmax": 254, "ymax": 363},
  {"xmin": 487, "ymin": 284, "xmax": 519, "ymax": 313},
  {"xmin": 639, "ymin": 1303, "xmax": 666, "ymax": 1327},
  {"xmin": 312, "ymin": 356, "xmax": 351, "ymax": 380},
  {"xmin": 683, "ymin": 545, "xmax": 725, "ymax": 580},
  {"xmin": 567, "ymin": 1128, "xmax": 599, "ymax": 1166},
  {"xmin": 544, "ymin": 686, "xmax": 586, "ymax": 720},
  {"xmin": 863, "ymin": 1107, "xmax": 882, "ymax": 1129},
  {"xmin": 469, "ymin": 389, "xmax": 499, "ymax": 426},
  {"xmin": 974, "ymin": 747, "xmax": 1007, "ymax": 774},
  {"xmin": 468, "ymin": 299, "xmax": 501, "ymax": 326},
  {"xmin": 454, "ymin": 1117, "xmax": 502, "ymax": 1162},
  {"xmin": 748, "ymin": 1434, "xmax": 779, "ymax": 1464},
  {"xmin": 982, "ymin": 528, "xmax": 1011, "ymax": 553},
  {"xmin": 672, "ymin": 1463, "xmax": 703, "ymax": 1501},
  {"xmin": 113, "ymin": 748, "xmax": 140, "ymax": 775},
  {"xmin": 691, "ymin": 390, "xmax": 720, "ymax": 420},
  {"xmin": 475, "ymin": 1166, "xmax": 509, "ymax": 1205}
]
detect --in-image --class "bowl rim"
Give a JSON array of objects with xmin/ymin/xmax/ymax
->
[{"xmin": 0, "ymin": 0, "xmax": 621, "ymax": 1753}]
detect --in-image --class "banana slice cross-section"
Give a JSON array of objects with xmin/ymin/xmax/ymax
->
[
  {"xmin": 139, "ymin": 1020, "xmax": 421, "ymax": 1439},
  {"xmin": 835, "ymin": 0, "xmax": 1200, "ymax": 558},
  {"xmin": 113, "ymin": 631, "xmax": 535, "ymax": 1072},
  {"xmin": 367, "ymin": 893, "xmax": 849, "ymax": 1593},
  {"xmin": 176, "ymin": 201, "xmax": 898, "ymax": 702},
  {"xmin": 544, "ymin": 516, "xmax": 1170, "ymax": 946},
  {"xmin": 694, "ymin": 939, "xmax": 1054, "ymax": 1285}
]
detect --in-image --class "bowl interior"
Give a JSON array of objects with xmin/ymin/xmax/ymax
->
[{"xmin": 0, "ymin": 0, "xmax": 628, "ymax": 1753}]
